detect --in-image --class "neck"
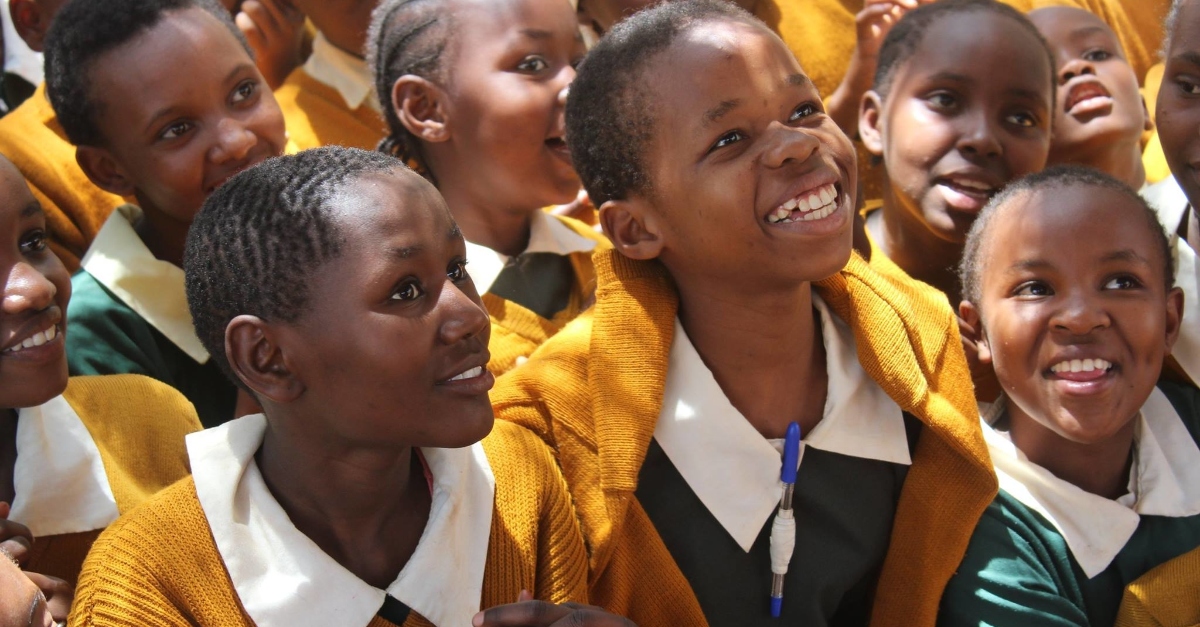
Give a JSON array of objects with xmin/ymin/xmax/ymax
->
[
  {"xmin": 673, "ymin": 275, "xmax": 827, "ymax": 439},
  {"xmin": 1051, "ymin": 138, "xmax": 1145, "ymax": 190},
  {"xmin": 1009, "ymin": 408, "xmax": 1136, "ymax": 500},
  {"xmin": 0, "ymin": 409, "xmax": 15, "ymax": 506},
  {"xmin": 433, "ymin": 164, "xmax": 534, "ymax": 256},
  {"xmin": 874, "ymin": 187, "xmax": 963, "ymax": 303},
  {"xmin": 257, "ymin": 415, "xmax": 430, "ymax": 588},
  {"xmin": 133, "ymin": 200, "xmax": 191, "ymax": 267}
]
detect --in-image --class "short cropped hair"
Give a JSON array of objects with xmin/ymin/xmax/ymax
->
[
  {"xmin": 44, "ymin": 0, "xmax": 249, "ymax": 147},
  {"xmin": 184, "ymin": 147, "xmax": 406, "ymax": 390},
  {"xmin": 565, "ymin": 0, "xmax": 760, "ymax": 206},
  {"xmin": 872, "ymin": 0, "xmax": 1055, "ymax": 104},
  {"xmin": 959, "ymin": 165, "xmax": 1173, "ymax": 307}
]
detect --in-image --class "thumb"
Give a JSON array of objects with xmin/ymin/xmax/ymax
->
[{"xmin": 0, "ymin": 502, "xmax": 9, "ymax": 519}]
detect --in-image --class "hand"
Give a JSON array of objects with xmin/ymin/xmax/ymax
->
[
  {"xmin": 0, "ymin": 502, "xmax": 34, "ymax": 566},
  {"xmin": 236, "ymin": 0, "xmax": 307, "ymax": 89},
  {"xmin": 24, "ymin": 572, "xmax": 72, "ymax": 623},
  {"xmin": 472, "ymin": 600, "xmax": 637, "ymax": 627}
]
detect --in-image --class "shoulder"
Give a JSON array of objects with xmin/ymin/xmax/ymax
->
[
  {"xmin": 492, "ymin": 309, "xmax": 595, "ymax": 410},
  {"xmin": 482, "ymin": 421, "xmax": 559, "ymax": 478},
  {"xmin": 1157, "ymin": 380, "xmax": 1200, "ymax": 439},
  {"xmin": 64, "ymin": 374, "xmax": 202, "ymax": 436}
]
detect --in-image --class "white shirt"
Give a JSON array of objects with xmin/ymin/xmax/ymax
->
[
  {"xmin": 189, "ymin": 414, "xmax": 495, "ymax": 627},
  {"xmin": 983, "ymin": 388, "xmax": 1200, "ymax": 577},
  {"xmin": 1143, "ymin": 177, "xmax": 1200, "ymax": 383},
  {"xmin": 9, "ymin": 395, "xmax": 119, "ymax": 538},
  {"xmin": 465, "ymin": 211, "xmax": 597, "ymax": 294},
  {"xmin": 303, "ymin": 32, "xmax": 378, "ymax": 113},
  {"xmin": 653, "ymin": 294, "xmax": 912, "ymax": 552},
  {"xmin": 81, "ymin": 205, "xmax": 209, "ymax": 363}
]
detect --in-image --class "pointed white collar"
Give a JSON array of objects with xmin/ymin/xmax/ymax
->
[
  {"xmin": 80, "ymin": 205, "xmax": 209, "ymax": 363},
  {"xmin": 653, "ymin": 293, "xmax": 911, "ymax": 552},
  {"xmin": 10, "ymin": 395, "xmax": 119, "ymax": 537},
  {"xmin": 303, "ymin": 32, "xmax": 378, "ymax": 113},
  {"xmin": 984, "ymin": 387, "xmax": 1200, "ymax": 577},
  {"xmin": 465, "ymin": 211, "xmax": 597, "ymax": 294},
  {"xmin": 189, "ymin": 414, "xmax": 495, "ymax": 627}
]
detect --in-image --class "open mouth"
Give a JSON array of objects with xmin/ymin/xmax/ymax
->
[
  {"xmin": 935, "ymin": 175, "xmax": 998, "ymax": 211},
  {"xmin": 545, "ymin": 137, "xmax": 572, "ymax": 165},
  {"xmin": 766, "ymin": 182, "xmax": 841, "ymax": 224},
  {"xmin": 1048, "ymin": 358, "xmax": 1114, "ymax": 382},
  {"xmin": 447, "ymin": 366, "xmax": 484, "ymax": 382},
  {"xmin": 2, "ymin": 323, "xmax": 61, "ymax": 354},
  {"xmin": 1064, "ymin": 80, "xmax": 1113, "ymax": 116}
]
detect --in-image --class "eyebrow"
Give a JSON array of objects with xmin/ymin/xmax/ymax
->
[
  {"xmin": 20, "ymin": 201, "xmax": 43, "ymax": 218},
  {"xmin": 1005, "ymin": 259, "xmax": 1054, "ymax": 274},
  {"xmin": 1173, "ymin": 50, "xmax": 1200, "ymax": 68},
  {"xmin": 390, "ymin": 245, "xmax": 423, "ymax": 260},
  {"xmin": 519, "ymin": 28, "xmax": 554, "ymax": 41},
  {"xmin": 704, "ymin": 99, "xmax": 742, "ymax": 124},
  {"xmin": 1099, "ymin": 249, "xmax": 1151, "ymax": 265},
  {"xmin": 1070, "ymin": 25, "xmax": 1110, "ymax": 40}
]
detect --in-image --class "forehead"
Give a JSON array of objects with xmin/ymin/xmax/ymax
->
[
  {"xmin": 896, "ymin": 12, "xmax": 1051, "ymax": 94},
  {"xmin": 327, "ymin": 169, "xmax": 457, "ymax": 252},
  {"xmin": 1169, "ymin": 0, "xmax": 1200, "ymax": 54},
  {"xmin": 0, "ymin": 160, "xmax": 38, "ymax": 223},
  {"xmin": 453, "ymin": 0, "xmax": 580, "ymax": 39},
  {"xmin": 1029, "ymin": 6, "xmax": 1119, "ymax": 50}
]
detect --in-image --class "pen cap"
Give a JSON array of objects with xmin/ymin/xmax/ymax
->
[{"xmin": 781, "ymin": 422, "xmax": 801, "ymax": 484}]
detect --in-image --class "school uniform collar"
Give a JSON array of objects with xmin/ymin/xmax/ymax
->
[
  {"xmin": 465, "ymin": 211, "xmax": 598, "ymax": 294},
  {"xmin": 304, "ymin": 32, "xmax": 378, "ymax": 113},
  {"xmin": 80, "ymin": 205, "xmax": 209, "ymax": 363},
  {"xmin": 1143, "ymin": 176, "xmax": 1200, "ymax": 384},
  {"xmin": 654, "ymin": 293, "xmax": 911, "ymax": 552},
  {"xmin": 983, "ymin": 387, "xmax": 1200, "ymax": 578},
  {"xmin": 189, "ymin": 413, "xmax": 496, "ymax": 627},
  {"xmin": 9, "ymin": 394, "xmax": 119, "ymax": 538}
]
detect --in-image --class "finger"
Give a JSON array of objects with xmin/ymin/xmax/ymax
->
[
  {"xmin": 473, "ymin": 601, "xmax": 571, "ymax": 627},
  {"xmin": 548, "ymin": 608, "xmax": 638, "ymax": 627},
  {"xmin": 272, "ymin": 0, "xmax": 306, "ymax": 26},
  {"xmin": 241, "ymin": 0, "xmax": 281, "ymax": 36},
  {"xmin": 1, "ymin": 535, "xmax": 32, "ymax": 565},
  {"xmin": 517, "ymin": 589, "xmax": 534, "ymax": 603},
  {"xmin": 24, "ymin": 573, "xmax": 73, "ymax": 623},
  {"xmin": 857, "ymin": 3, "xmax": 900, "ymax": 25},
  {"xmin": 235, "ymin": 12, "xmax": 267, "ymax": 51},
  {"xmin": 0, "ymin": 502, "xmax": 9, "ymax": 518}
]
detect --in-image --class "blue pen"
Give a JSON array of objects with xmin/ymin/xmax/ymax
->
[{"xmin": 769, "ymin": 422, "xmax": 802, "ymax": 618}]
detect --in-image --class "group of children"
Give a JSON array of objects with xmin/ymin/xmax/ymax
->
[{"xmin": 0, "ymin": 0, "xmax": 1198, "ymax": 625}]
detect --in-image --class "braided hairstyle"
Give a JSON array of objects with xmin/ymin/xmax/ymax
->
[
  {"xmin": 368, "ymin": 0, "xmax": 455, "ymax": 180},
  {"xmin": 184, "ymin": 146, "xmax": 408, "ymax": 390},
  {"xmin": 44, "ymin": 0, "xmax": 249, "ymax": 147}
]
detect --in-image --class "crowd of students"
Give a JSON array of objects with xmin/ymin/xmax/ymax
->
[{"xmin": 0, "ymin": 0, "xmax": 1196, "ymax": 625}]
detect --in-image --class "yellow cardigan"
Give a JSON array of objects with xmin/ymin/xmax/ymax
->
[
  {"xmin": 22, "ymin": 375, "xmax": 200, "ymax": 584},
  {"xmin": 274, "ymin": 68, "xmax": 389, "ymax": 151},
  {"xmin": 491, "ymin": 248, "xmax": 996, "ymax": 627},
  {"xmin": 1115, "ymin": 546, "xmax": 1200, "ymax": 627},
  {"xmin": 67, "ymin": 420, "xmax": 589, "ymax": 627},
  {"xmin": 484, "ymin": 215, "xmax": 609, "ymax": 375},
  {"xmin": 0, "ymin": 85, "xmax": 124, "ymax": 270}
]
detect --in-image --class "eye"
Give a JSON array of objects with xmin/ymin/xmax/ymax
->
[
  {"xmin": 1103, "ymin": 274, "xmax": 1142, "ymax": 290},
  {"xmin": 517, "ymin": 56, "xmax": 549, "ymax": 72},
  {"xmin": 391, "ymin": 280, "xmax": 425, "ymax": 301},
  {"xmin": 1082, "ymin": 48, "xmax": 1112, "ymax": 62},
  {"xmin": 159, "ymin": 120, "xmax": 194, "ymax": 140},
  {"xmin": 1176, "ymin": 77, "xmax": 1200, "ymax": 96},
  {"xmin": 1014, "ymin": 281, "xmax": 1053, "ymax": 297},
  {"xmin": 789, "ymin": 103, "xmax": 818, "ymax": 122},
  {"xmin": 230, "ymin": 79, "xmax": 257, "ymax": 104},
  {"xmin": 570, "ymin": 55, "xmax": 585, "ymax": 70},
  {"xmin": 1007, "ymin": 111, "xmax": 1038, "ymax": 128},
  {"xmin": 448, "ymin": 259, "xmax": 469, "ymax": 282},
  {"xmin": 18, "ymin": 229, "xmax": 47, "ymax": 255},
  {"xmin": 926, "ymin": 92, "xmax": 957, "ymax": 110},
  {"xmin": 709, "ymin": 130, "xmax": 745, "ymax": 152}
]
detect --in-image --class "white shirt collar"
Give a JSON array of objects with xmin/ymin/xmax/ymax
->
[
  {"xmin": 1142, "ymin": 177, "xmax": 1200, "ymax": 384},
  {"xmin": 10, "ymin": 395, "xmax": 119, "ymax": 537},
  {"xmin": 303, "ymin": 32, "xmax": 378, "ymax": 113},
  {"xmin": 984, "ymin": 387, "xmax": 1200, "ymax": 578},
  {"xmin": 465, "ymin": 212, "xmax": 597, "ymax": 294},
  {"xmin": 188, "ymin": 414, "xmax": 495, "ymax": 627},
  {"xmin": 653, "ymin": 293, "xmax": 911, "ymax": 552},
  {"xmin": 80, "ymin": 205, "xmax": 209, "ymax": 363},
  {"xmin": 1144, "ymin": 176, "xmax": 1189, "ymax": 234}
]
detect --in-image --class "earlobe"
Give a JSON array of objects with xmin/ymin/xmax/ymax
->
[
  {"xmin": 858, "ymin": 91, "xmax": 885, "ymax": 156},
  {"xmin": 599, "ymin": 197, "xmax": 664, "ymax": 261},
  {"xmin": 1142, "ymin": 96, "xmax": 1155, "ymax": 132},
  {"xmin": 392, "ymin": 75, "xmax": 450, "ymax": 143},
  {"xmin": 75, "ymin": 146, "xmax": 136, "ymax": 197},
  {"xmin": 1164, "ymin": 287, "xmax": 1185, "ymax": 353},
  {"xmin": 958, "ymin": 300, "xmax": 992, "ymax": 364},
  {"xmin": 226, "ymin": 316, "xmax": 305, "ymax": 404}
]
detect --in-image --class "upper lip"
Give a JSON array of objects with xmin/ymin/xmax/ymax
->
[
  {"xmin": 933, "ymin": 168, "xmax": 1004, "ymax": 195},
  {"xmin": 435, "ymin": 349, "xmax": 490, "ymax": 384},
  {"xmin": 2, "ymin": 309, "xmax": 62, "ymax": 353},
  {"xmin": 1063, "ymin": 78, "xmax": 1112, "ymax": 113},
  {"xmin": 765, "ymin": 168, "xmax": 841, "ymax": 220},
  {"xmin": 203, "ymin": 151, "xmax": 269, "ymax": 194}
]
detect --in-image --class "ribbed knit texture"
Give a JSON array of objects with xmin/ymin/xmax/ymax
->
[
  {"xmin": 0, "ymin": 84, "xmax": 123, "ymax": 269},
  {"xmin": 67, "ymin": 420, "xmax": 588, "ymax": 626},
  {"xmin": 491, "ymin": 248, "xmax": 996, "ymax": 627},
  {"xmin": 1115, "ymin": 546, "xmax": 1200, "ymax": 627},
  {"xmin": 23, "ymin": 374, "xmax": 201, "ymax": 584},
  {"xmin": 274, "ymin": 68, "xmax": 388, "ymax": 151},
  {"xmin": 485, "ymin": 215, "xmax": 609, "ymax": 376}
]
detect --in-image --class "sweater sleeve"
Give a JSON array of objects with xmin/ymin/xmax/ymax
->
[{"xmin": 532, "ymin": 432, "xmax": 589, "ymax": 605}]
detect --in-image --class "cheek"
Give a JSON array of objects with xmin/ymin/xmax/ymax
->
[
  {"xmin": 1157, "ymin": 98, "xmax": 1200, "ymax": 160},
  {"xmin": 250, "ymin": 102, "xmax": 288, "ymax": 153},
  {"xmin": 887, "ymin": 104, "xmax": 954, "ymax": 173},
  {"xmin": 1003, "ymin": 132, "xmax": 1050, "ymax": 177}
]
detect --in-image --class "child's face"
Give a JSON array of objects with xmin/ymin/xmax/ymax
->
[
  {"xmin": 0, "ymin": 159, "xmax": 71, "ymax": 409},
  {"xmin": 85, "ymin": 7, "xmax": 286, "ymax": 224},
  {"xmin": 622, "ymin": 20, "xmax": 856, "ymax": 288},
  {"xmin": 436, "ymin": 0, "xmax": 584, "ymax": 209},
  {"xmin": 974, "ymin": 186, "xmax": 1181, "ymax": 444},
  {"xmin": 292, "ymin": 0, "xmax": 377, "ymax": 55},
  {"xmin": 1158, "ymin": 0, "xmax": 1200, "ymax": 206},
  {"xmin": 1030, "ymin": 7, "xmax": 1147, "ymax": 163},
  {"xmin": 276, "ymin": 168, "xmax": 495, "ymax": 448},
  {"xmin": 864, "ymin": 12, "xmax": 1052, "ymax": 244}
]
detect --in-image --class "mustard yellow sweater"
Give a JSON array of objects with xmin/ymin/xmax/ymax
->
[
  {"xmin": 21, "ymin": 375, "xmax": 200, "ymax": 584},
  {"xmin": 484, "ymin": 215, "xmax": 609, "ymax": 375},
  {"xmin": 1115, "ymin": 546, "xmax": 1200, "ymax": 627},
  {"xmin": 490, "ymin": 248, "xmax": 996, "ymax": 627},
  {"xmin": 275, "ymin": 68, "xmax": 388, "ymax": 151},
  {"xmin": 67, "ymin": 420, "xmax": 589, "ymax": 627},
  {"xmin": 0, "ymin": 85, "xmax": 124, "ymax": 270}
]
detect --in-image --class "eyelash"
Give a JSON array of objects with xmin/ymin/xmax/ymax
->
[
  {"xmin": 1082, "ymin": 48, "xmax": 1112, "ymax": 62},
  {"xmin": 709, "ymin": 103, "xmax": 818, "ymax": 152},
  {"xmin": 517, "ymin": 56, "xmax": 549, "ymax": 72},
  {"xmin": 389, "ymin": 260, "xmax": 470, "ymax": 301},
  {"xmin": 18, "ymin": 229, "xmax": 47, "ymax": 255}
]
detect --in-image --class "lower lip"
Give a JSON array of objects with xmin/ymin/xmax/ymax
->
[
  {"xmin": 546, "ymin": 142, "xmax": 573, "ymax": 167},
  {"xmin": 1068, "ymin": 95, "xmax": 1114, "ymax": 117},
  {"xmin": 437, "ymin": 368, "xmax": 495, "ymax": 396},
  {"xmin": 1, "ymin": 329, "xmax": 65, "ymax": 365},
  {"xmin": 1049, "ymin": 367, "xmax": 1115, "ymax": 396},
  {"xmin": 937, "ymin": 183, "xmax": 992, "ymax": 212}
]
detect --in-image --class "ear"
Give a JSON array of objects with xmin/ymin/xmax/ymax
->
[
  {"xmin": 1164, "ymin": 286, "xmax": 1185, "ymax": 354},
  {"xmin": 1142, "ymin": 95, "xmax": 1155, "ymax": 132},
  {"xmin": 391, "ymin": 75, "xmax": 450, "ymax": 143},
  {"xmin": 75, "ymin": 146, "xmax": 136, "ymax": 197},
  {"xmin": 599, "ymin": 195, "xmax": 665, "ymax": 261},
  {"xmin": 226, "ymin": 315, "xmax": 305, "ymax": 404},
  {"xmin": 10, "ymin": 0, "xmax": 49, "ymax": 52},
  {"xmin": 858, "ymin": 90, "xmax": 885, "ymax": 157},
  {"xmin": 958, "ymin": 299, "xmax": 992, "ymax": 365}
]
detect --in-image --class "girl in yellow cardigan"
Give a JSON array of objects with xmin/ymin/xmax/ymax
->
[
  {"xmin": 69, "ymin": 147, "xmax": 631, "ymax": 627},
  {"xmin": 491, "ymin": 2, "xmax": 995, "ymax": 626},
  {"xmin": 0, "ymin": 154, "xmax": 201, "ymax": 623},
  {"xmin": 368, "ymin": 0, "xmax": 608, "ymax": 376}
]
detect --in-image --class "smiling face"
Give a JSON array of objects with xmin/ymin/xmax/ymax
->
[
  {"xmin": 427, "ymin": 0, "xmax": 584, "ymax": 212},
  {"xmin": 975, "ymin": 184, "xmax": 1181, "ymax": 445},
  {"xmin": 85, "ymin": 7, "xmax": 287, "ymax": 226},
  {"xmin": 1030, "ymin": 7, "xmax": 1147, "ymax": 165},
  {"xmin": 0, "ymin": 159, "xmax": 71, "ymax": 410},
  {"xmin": 865, "ymin": 11, "xmax": 1053, "ymax": 244},
  {"xmin": 273, "ymin": 169, "xmax": 495, "ymax": 449},
  {"xmin": 623, "ymin": 19, "xmax": 856, "ymax": 290},
  {"xmin": 1158, "ymin": 0, "xmax": 1200, "ymax": 207}
]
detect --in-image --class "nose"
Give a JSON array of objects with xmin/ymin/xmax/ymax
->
[
  {"xmin": 3, "ymin": 260, "xmax": 57, "ymax": 316},
  {"xmin": 955, "ymin": 109, "xmax": 1003, "ymax": 159},
  {"xmin": 1050, "ymin": 289, "xmax": 1110, "ymax": 336},
  {"xmin": 209, "ymin": 117, "xmax": 256, "ymax": 164},
  {"xmin": 556, "ymin": 65, "xmax": 576, "ymax": 107},
  {"xmin": 437, "ymin": 279, "xmax": 490, "ymax": 346},
  {"xmin": 762, "ymin": 121, "xmax": 821, "ymax": 169},
  {"xmin": 1059, "ymin": 57, "xmax": 1096, "ymax": 85}
]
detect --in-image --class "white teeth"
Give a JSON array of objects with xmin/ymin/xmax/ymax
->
[
  {"xmin": 950, "ymin": 178, "xmax": 993, "ymax": 192},
  {"xmin": 4, "ymin": 324, "xmax": 59, "ymax": 354},
  {"xmin": 819, "ymin": 187, "xmax": 833, "ymax": 205},
  {"xmin": 449, "ymin": 366, "xmax": 483, "ymax": 381},
  {"xmin": 767, "ymin": 184, "xmax": 840, "ymax": 224},
  {"xmin": 783, "ymin": 198, "xmax": 798, "ymax": 211},
  {"xmin": 1050, "ymin": 358, "xmax": 1112, "ymax": 373}
]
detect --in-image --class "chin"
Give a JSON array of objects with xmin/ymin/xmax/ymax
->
[
  {"xmin": 437, "ymin": 408, "xmax": 496, "ymax": 449},
  {"xmin": 0, "ymin": 370, "xmax": 69, "ymax": 410}
]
